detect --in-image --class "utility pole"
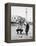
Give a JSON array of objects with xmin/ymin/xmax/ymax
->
[{"xmin": 26, "ymin": 8, "xmax": 27, "ymax": 22}]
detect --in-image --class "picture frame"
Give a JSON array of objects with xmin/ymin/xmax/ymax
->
[{"xmin": 5, "ymin": 3, "xmax": 35, "ymax": 43}]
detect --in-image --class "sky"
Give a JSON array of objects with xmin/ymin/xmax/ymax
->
[{"xmin": 11, "ymin": 6, "xmax": 33, "ymax": 22}]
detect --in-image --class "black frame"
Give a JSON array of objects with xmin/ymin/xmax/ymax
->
[{"xmin": 5, "ymin": 3, "xmax": 35, "ymax": 43}]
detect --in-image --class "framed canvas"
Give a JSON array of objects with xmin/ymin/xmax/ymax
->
[{"xmin": 5, "ymin": 3, "xmax": 35, "ymax": 43}]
